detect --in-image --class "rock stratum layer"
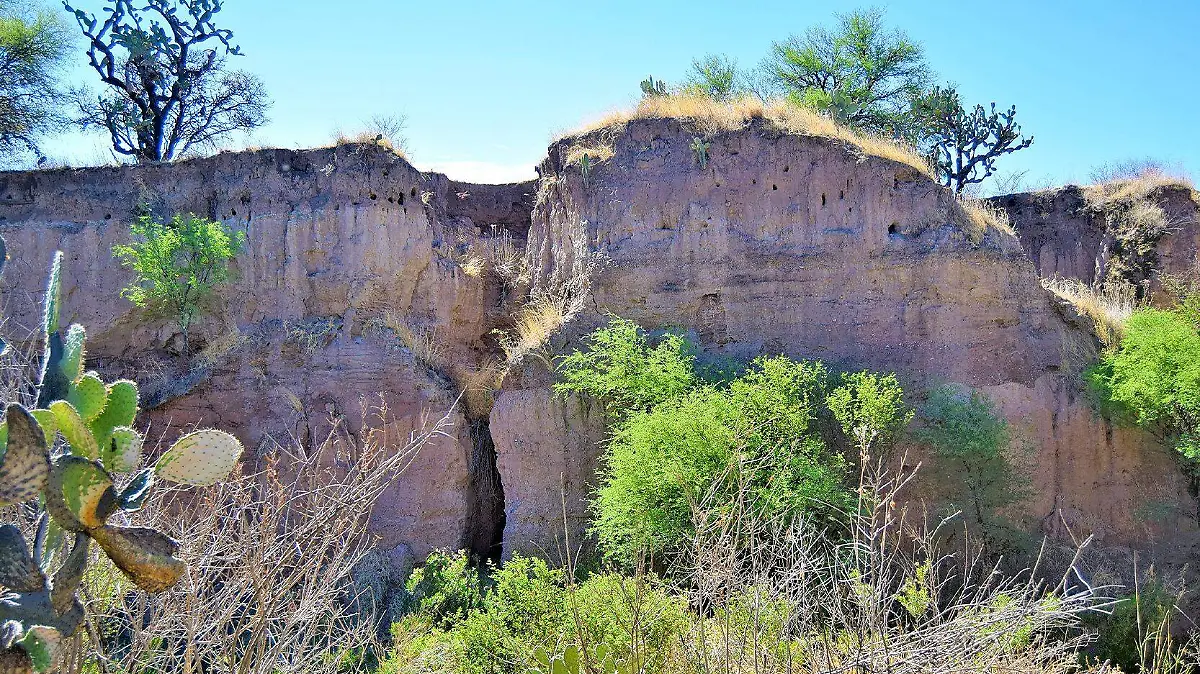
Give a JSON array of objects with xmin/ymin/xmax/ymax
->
[{"xmin": 2, "ymin": 123, "xmax": 1197, "ymax": 574}]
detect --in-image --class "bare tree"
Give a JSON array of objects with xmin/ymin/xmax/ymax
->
[{"xmin": 64, "ymin": 0, "xmax": 270, "ymax": 162}]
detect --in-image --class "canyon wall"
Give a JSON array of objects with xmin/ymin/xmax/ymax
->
[{"xmin": 2, "ymin": 124, "xmax": 1197, "ymax": 578}]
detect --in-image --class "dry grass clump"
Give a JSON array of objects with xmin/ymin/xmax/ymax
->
[
  {"xmin": 333, "ymin": 113, "xmax": 409, "ymax": 157},
  {"xmin": 458, "ymin": 253, "xmax": 486, "ymax": 278},
  {"xmin": 1085, "ymin": 168, "xmax": 1196, "ymax": 209},
  {"xmin": 958, "ymin": 197, "xmax": 1017, "ymax": 241},
  {"xmin": 561, "ymin": 93, "xmax": 933, "ymax": 178},
  {"xmin": 72, "ymin": 399, "xmax": 452, "ymax": 674},
  {"xmin": 563, "ymin": 139, "xmax": 615, "ymax": 168},
  {"xmin": 451, "ymin": 359, "xmax": 507, "ymax": 418},
  {"xmin": 380, "ymin": 310, "xmax": 445, "ymax": 371},
  {"xmin": 194, "ymin": 327, "xmax": 249, "ymax": 369},
  {"xmin": 482, "ymin": 227, "xmax": 530, "ymax": 288},
  {"xmin": 1042, "ymin": 276, "xmax": 1139, "ymax": 348}
]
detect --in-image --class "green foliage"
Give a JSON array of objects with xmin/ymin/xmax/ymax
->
[
  {"xmin": 896, "ymin": 561, "xmax": 932, "ymax": 618},
  {"xmin": 1085, "ymin": 578, "xmax": 1177, "ymax": 672},
  {"xmin": 827, "ymin": 370, "xmax": 913, "ymax": 459},
  {"xmin": 0, "ymin": 0, "xmax": 72, "ymax": 164},
  {"xmin": 915, "ymin": 386, "xmax": 1029, "ymax": 543},
  {"xmin": 555, "ymin": 317, "xmax": 696, "ymax": 416},
  {"xmin": 113, "ymin": 212, "xmax": 245, "ymax": 354},
  {"xmin": 388, "ymin": 554, "xmax": 688, "ymax": 674},
  {"xmin": 912, "ymin": 85, "xmax": 1034, "ymax": 194},
  {"xmin": 765, "ymin": 7, "xmax": 931, "ymax": 136},
  {"xmin": 638, "ymin": 75, "xmax": 668, "ymax": 98},
  {"xmin": 591, "ymin": 354, "xmax": 851, "ymax": 566},
  {"xmin": 689, "ymin": 136, "xmax": 709, "ymax": 169},
  {"xmin": 679, "ymin": 53, "xmax": 744, "ymax": 102},
  {"xmin": 403, "ymin": 550, "xmax": 485, "ymax": 630},
  {"xmin": 1087, "ymin": 307, "xmax": 1200, "ymax": 486}
]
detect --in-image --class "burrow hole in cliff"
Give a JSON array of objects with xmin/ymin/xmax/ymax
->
[{"xmin": 463, "ymin": 418, "xmax": 506, "ymax": 564}]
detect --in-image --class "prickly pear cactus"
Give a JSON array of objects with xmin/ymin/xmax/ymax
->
[
  {"xmin": 0, "ymin": 244, "xmax": 246, "ymax": 672},
  {"xmin": 155, "ymin": 429, "xmax": 244, "ymax": 486}
]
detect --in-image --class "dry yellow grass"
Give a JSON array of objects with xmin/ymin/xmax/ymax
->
[
  {"xmin": 459, "ymin": 254, "xmax": 485, "ymax": 278},
  {"xmin": 563, "ymin": 140, "xmax": 616, "ymax": 168},
  {"xmin": 958, "ymin": 198, "xmax": 1016, "ymax": 242},
  {"xmin": 1084, "ymin": 168, "xmax": 1196, "ymax": 208},
  {"xmin": 382, "ymin": 310, "xmax": 445, "ymax": 370},
  {"xmin": 451, "ymin": 359, "xmax": 507, "ymax": 418},
  {"xmin": 499, "ymin": 295, "xmax": 570, "ymax": 365},
  {"xmin": 559, "ymin": 93, "xmax": 933, "ymax": 177},
  {"xmin": 1042, "ymin": 276, "xmax": 1139, "ymax": 347},
  {"xmin": 195, "ymin": 328, "xmax": 248, "ymax": 369}
]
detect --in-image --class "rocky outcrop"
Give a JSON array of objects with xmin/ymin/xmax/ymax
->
[
  {"xmin": 2, "ymin": 123, "xmax": 1197, "ymax": 574},
  {"xmin": 500, "ymin": 117, "xmax": 1197, "ymax": 561},
  {"xmin": 993, "ymin": 183, "xmax": 1199, "ymax": 290},
  {"xmin": 0, "ymin": 144, "xmax": 534, "ymax": 558}
]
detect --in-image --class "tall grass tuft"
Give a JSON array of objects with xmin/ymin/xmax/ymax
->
[{"xmin": 1042, "ymin": 276, "xmax": 1139, "ymax": 348}]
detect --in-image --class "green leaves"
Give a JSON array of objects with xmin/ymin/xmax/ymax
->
[
  {"xmin": 1088, "ymin": 307, "xmax": 1200, "ymax": 481},
  {"xmin": 555, "ymin": 317, "xmax": 696, "ymax": 416},
  {"xmin": 113, "ymin": 212, "xmax": 244, "ymax": 353}
]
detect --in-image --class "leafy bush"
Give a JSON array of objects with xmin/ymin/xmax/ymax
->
[
  {"xmin": 113, "ymin": 212, "xmax": 245, "ymax": 354},
  {"xmin": 404, "ymin": 550, "xmax": 485, "ymax": 630},
  {"xmin": 555, "ymin": 317, "xmax": 696, "ymax": 415},
  {"xmin": 1085, "ymin": 577, "xmax": 1179, "ymax": 672},
  {"xmin": 1087, "ymin": 307, "xmax": 1200, "ymax": 485},
  {"xmin": 915, "ymin": 386, "xmax": 1030, "ymax": 546}
]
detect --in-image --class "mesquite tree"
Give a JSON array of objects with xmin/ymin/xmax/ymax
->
[
  {"xmin": 64, "ymin": 0, "xmax": 269, "ymax": 162},
  {"xmin": 915, "ymin": 85, "xmax": 1033, "ymax": 194},
  {"xmin": 0, "ymin": 1, "xmax": 72, "ymax": 164}
]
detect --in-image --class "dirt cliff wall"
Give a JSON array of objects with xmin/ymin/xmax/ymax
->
[{"xmin": 1, "ymin": 127, "xmax": 1196, "ymax": 575}]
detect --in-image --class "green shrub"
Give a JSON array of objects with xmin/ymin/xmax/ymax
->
[
  {"xmin": 1087, "ymin": 307, "xmax": 1200, "ymax": 485},
  {"xmin": 555, "ymin": 317, "xmax": 696, "ymax": 415},
  {"xmin": 1085, "ymin": 578, "xmax": 1177, "ymax": 672},
  {"xmin": 915, "ymin": 386, "xmax": 1030, "ymax": 546},
  {"xmin": 827, "ymin": 371, "xmax": 913, "ymax": 460},
  {"xmin": 113, "ymin": 212, "xmax": 245, "ymax": 354},
  {"xmin": 591, "ymin": 356, "xmax": 851, "ymax": 567},
  {"xmin": 569, "ymin": 572, "xmax": 689, "ymax": 667},
  {"xmin": 404, "ymin": 550, "xmax": 485, "ymax": 630}
]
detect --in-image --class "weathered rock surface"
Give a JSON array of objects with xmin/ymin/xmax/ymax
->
[
  {"xmin": 1, "ymin": 123, "xmax": 1197, "ymax": 575},
  {"xmin": 993, "ymin": 183, "xmax": 1200, "ymax": 290}
]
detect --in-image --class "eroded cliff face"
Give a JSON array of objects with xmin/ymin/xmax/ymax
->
[
  {"xmin": 0, "ymin": 144, "xmax": 533, "ymax": 558},
  {"xmin": 501, "ymin": 117, "xmax": 1197, "ymax": 562},
  {"xmin": 993, "ymin": 183, "xmax": 1200, "ymax": 291},
  {"xmin": 1, "ymin": 125, "xmax": 1196, "ymax": 574}
]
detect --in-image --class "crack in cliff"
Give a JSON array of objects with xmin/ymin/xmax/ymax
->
[{"xmin": 463, "ymin": 417, "xmax": 506, "ymax": 564}]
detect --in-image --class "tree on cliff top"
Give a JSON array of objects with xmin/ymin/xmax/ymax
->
[
  {"xmin": 65, "ymin": 0, "xmax": 270, "ymax": 162},
  {"xmin": 763, "ymin": 7, "xmax": 931, "ymax": 137},
  {"xmin": 0, "ymin": 0, "xmax": 72, "ymax": 164},
  {"xmin": 913, "ymin": 85, "xmax": 1034, "ymax": 194}
]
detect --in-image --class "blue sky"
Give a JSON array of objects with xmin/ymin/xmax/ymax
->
[{"xmin": 41, "ymin": 0, "xmax": 1200, "ymax": 188}]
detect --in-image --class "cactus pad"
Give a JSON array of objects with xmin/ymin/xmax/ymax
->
[
  {"xmin": 0, "ymin": 405, "xmax": 50, "ymax": 507},
  {"xmin": 61, "ymin": 325, "xmax": 87, "ymax": 384},
  {"xmin": 67, "ymin": 373, "xmax": 107, "ymax": 422},
  {"xmin": 0, "ymin": 524, "xmax": 44, "ymax": 593},
  {"xmin": 88, "ymin": 524, "xmax": 184, "ymax": 593},
  {"xmin": 27, "ymin": 410, "xmax": 57, "ymax": 447},
  {"xmin": 90, "ymin": 380, "xmax": 138, "ymax": 452},
  {"xmin": 155, "ymin": 429, "xmax": 243, "ymax": 486},
  {"xmin": 17, "ymin": 625, "xmax": 59, "ymax": 673},
  {"xmin": 117, "ymin": 469, "xmax": 155, "ymax": 511},
  {"xmin": 56, "ymin": 458, "xmax": 115, "ymax": 529},
  {"xmin": 49, "ymin": 401, "xmax": 98, "ymax": 460},
  {"xmin": 43, "ymin": 252, "xmax": 62, "ymax": 336},
  {"xmin": 102, "ymin": 427, "xmax": 142, "ymax": 474},
  {"xmin": 36, "ymin": 331, "xmax": 70, "ymax": 409}
]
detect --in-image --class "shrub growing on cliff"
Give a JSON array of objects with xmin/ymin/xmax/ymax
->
[
  {"xmin": 114, "ymin": 212, "xmax": 245, "ymax": 355},
  {"xmin": 1087, "ymin": 306, "xmax": 1200, "ymax": 488},
  {"xmin": 915, "ymin": 386, "xmax": 1030, "ymax": 548}
]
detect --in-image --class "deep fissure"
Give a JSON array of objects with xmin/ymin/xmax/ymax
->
[{"xmin": 463, "ymin": 417, "xmax": 506, "ymax": 564}]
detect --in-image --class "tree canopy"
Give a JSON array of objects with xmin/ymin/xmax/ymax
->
[
  {"xmin": 0, "ymin": 0, "xmax": 71, "ymax": 163},
  {"xmin": 65, "ymin": 0, "xmax": 270, "ymax": 162}
]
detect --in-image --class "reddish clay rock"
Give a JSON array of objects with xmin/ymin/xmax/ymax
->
[
  {"xmin": 506, "ymin": 116, "xmax": 1196, "ymax": 560},
  {"xmin": 0, "ymin": 144, "xmax": 533, "ymax": 557}
]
